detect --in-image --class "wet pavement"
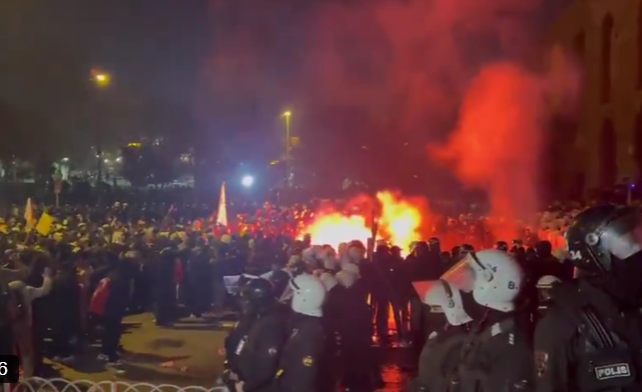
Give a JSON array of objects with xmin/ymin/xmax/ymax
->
[{"xmin": 44, "ymin": 313, "xmax": 413, "ymax": 391}]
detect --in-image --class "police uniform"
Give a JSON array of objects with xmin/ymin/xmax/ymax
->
[
  {"xmin": 534, "ymin": 279, "xmax": 642, "ymax": 392},
  {"xmin": 454, "ymin": 315, "xmax": 533, "ymax": 392},
  {"xmin": 272, "ymin": 313, "xmax": 326, "ymax": 392},
  {"xmin": 223, "ymin": 315, "xmax": 256, "ymax": 387},
  {"xmin": 410, "ymin": 325, "xmax": 468, "ymax": 392},
  {"xmin": 236, "ymin": 309, "xmax": 289, "ymax": 391},
  {"xmin": 534, "ymin": 204, "xmax": 642, "ymax": 392}
]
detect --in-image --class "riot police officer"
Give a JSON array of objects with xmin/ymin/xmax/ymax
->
[
  {"xmin": 409, "ymin": 279, "xmax": 473, "ymax": 392},
  {"xmin": 534, "ymin": 205, "xmax": 642, "ymax": 392},
  {"xmin": 443, "ymin": 249, "xmax": 534, "ymax": 392},
  {"xmin": 226, "ymin": 278, "xmax": 289, "ymax": 392},
  {"xmin": 272, "ymin": 273, "xmax": 327, "ymax": 392}
]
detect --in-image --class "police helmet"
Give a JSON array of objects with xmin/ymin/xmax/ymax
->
[
  {"xmin": 461, "ymin": 244, "xmax": 475, "ymax": 254},
  {"xmin": 239, "ymin": 278, "xmax": 275, "ymax": 315},
  {"xmin": 416, "ymin": 279, "xmax": 471, "ymax": 326},
  {"xmin": 495, "ymin": 241, "xmax": 509, "ymax": 252},
  {"xmin": 565, "ymin": 204, "xmax": 642, "ymax": 274},
  {"xmin": 290, "ymin": 273, "xmax": 326, "ymax": 317},
  {"xmin": 443, "ymin": 249, "xmax": 523, "ymax": 312},
  {"xmin": 268, "ymin": 269, "xmax": 291, "ymax": 299}
]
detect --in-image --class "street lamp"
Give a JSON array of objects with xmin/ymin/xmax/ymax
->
[
  {"xmin": 90, "ymin": 69, "xmax": 111, "ymax": 195},
  {"xmin": 282, "ymin": 111, "xmax": 292, "ymax": 187},
  {"xmin": 91, "ymin": 70, "xmax": 111, "ymax": 88},
  {"xmin": 241, "ymin": 175, "xmax": 255, "ymax": 188}
]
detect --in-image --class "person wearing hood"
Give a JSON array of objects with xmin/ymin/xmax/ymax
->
[
  {"xmin": 534, "ymin": 205, "xmax": 642, "ymax": 392},
  {"xmin": 441, "ymin": 249, "xmax": 534, "ymax": 392},
  {"xmin": 409, "ymin": 278, "xmax": 472, "ymax": 392}
]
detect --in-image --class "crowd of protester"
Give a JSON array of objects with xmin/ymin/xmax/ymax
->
[{"xmin": 0, "ymin": 194, "xmax": 621, "ymax": 382}]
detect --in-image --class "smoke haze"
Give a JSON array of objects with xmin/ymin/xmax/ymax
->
[{"xmin": 205, "ymin": 0, "xmax": 579, "ymax": 235}]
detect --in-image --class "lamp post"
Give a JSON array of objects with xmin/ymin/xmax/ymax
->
[
  {"xmin": 282, "ymin": 111, "xmax": 292, "ymax": 187},
  {"xmin": 91, "ymin": 69, "xmax": 110, "ymax": 194}
]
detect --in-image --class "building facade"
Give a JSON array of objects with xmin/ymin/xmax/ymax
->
[{"xmin": 548, "ymin": 0, "xmax": 642, "ymax": 192}]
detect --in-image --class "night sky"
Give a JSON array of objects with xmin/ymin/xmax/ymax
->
[{"xmin": 0, "ymin": 0, "xmax": 573, "ymax": 189}]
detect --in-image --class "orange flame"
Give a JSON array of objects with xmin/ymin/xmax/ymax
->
[{"xmin": 299, "ymin": 190, "xmax": 426, "ymax": 253}]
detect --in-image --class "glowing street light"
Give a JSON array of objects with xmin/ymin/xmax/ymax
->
[
  {"xmin": 241, "ymin": 175, "xmax": 255, "ymax": 188},
  {"xmin": 61, "ymin": 157, "xmax": 69, "ymax": 162},
  {"xmin": 91, "ymin": 69, "xmax": 111, "ymax": 88}
]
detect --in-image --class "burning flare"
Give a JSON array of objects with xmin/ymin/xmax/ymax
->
[{"xmin": 299, "ymin": 190, "xmax": 425, "ymax": 253}]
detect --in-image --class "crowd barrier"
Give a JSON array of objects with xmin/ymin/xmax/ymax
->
[{"xmin": 4, "ymin": 379, "xmax": 230, "ymax": 392}]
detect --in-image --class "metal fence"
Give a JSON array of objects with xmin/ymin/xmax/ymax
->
[{"xmin": 4, "ymin": 378, "xmax": 230, "ymax": 392}]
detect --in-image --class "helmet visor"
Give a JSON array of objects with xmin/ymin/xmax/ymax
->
[
  {"xmin": 412, "ymin": 280, "xmax": 448, "ymax": 313},
  {"xmin": 440, "ymin": 257, "xmax": 476, "ymax": 292},
  {"xmin": 601, "ymin": 207, "xmax": 642, "ymax": 260}
]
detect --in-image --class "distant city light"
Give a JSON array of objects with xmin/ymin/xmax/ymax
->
[
  {"xmin": 116, "ymin": 157, "xmax": 122, "ymax": 163},
  {"xmin": 62, "ymin": 157, "xmax": 69, "ymax": 162},
  {"xmin": 104, "ymin": 159, "xmax": 110, "ymax": 164},
  {"xmin": 241, "ymin": 175, "xmax": 255, "ymax": 188}
]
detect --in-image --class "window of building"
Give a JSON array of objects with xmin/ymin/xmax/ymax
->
[
  {"xmin": 600, "ymin": 118, "xmax": 617, "ymax": 186},
  {"xmin": 601, "ymin": 14, "xmax": 614, "ymax": 104}
]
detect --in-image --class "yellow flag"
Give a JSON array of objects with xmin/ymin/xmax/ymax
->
[{"xmin": 35, "ymin": 212, "xmax": 54, "ymax": 237}]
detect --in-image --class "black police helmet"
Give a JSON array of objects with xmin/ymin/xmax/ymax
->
[
  {"xmin": 461, "ymin": 244, "xmax": 475, "ymax": 253},
  {"xmin": 534, "ymin": 241, "xmax": 552, "ymax": 258},
  {"xmin": 268, "ymin": 269, "xmax": 291, "ymax": 299},
  {"xmin": 566, "ymin": 204, "xmax": 642, "ymax": 274},
  {"xmin": 239, "ymin": 278, "xmax": 276, "ymax": 315},
  {"xmin": 495, "ymin": 241, "xmax": 509, "ymax": 251}
]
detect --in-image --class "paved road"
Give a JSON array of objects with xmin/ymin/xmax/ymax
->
[{"xmin": 42, "ymin": 313, "xmax": 411, "ymax": 391}]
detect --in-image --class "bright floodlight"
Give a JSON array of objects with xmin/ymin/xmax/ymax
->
[{"xmin": 241, "ymin": 175, "xmax": 254, "ymax": 187}]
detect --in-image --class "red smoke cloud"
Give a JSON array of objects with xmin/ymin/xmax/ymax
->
[
  {"xmin": 300, "ymin": 0, "xmax": 544, "ymax": 133},
  {"xmin": 430, "ymin": 56, "xmax": 579, "ymax": 239},
  {"xmin": 301, "ymin": 0, "xmax": 579, "ymax": 238},
  {"xmin": 204, "ymin": 0, "xmax": 579, "ymax": 240}
]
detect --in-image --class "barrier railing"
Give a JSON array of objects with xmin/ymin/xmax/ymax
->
[{"xmin": 5, "ymin": 378, "xmax": 230, "ymax": 392}]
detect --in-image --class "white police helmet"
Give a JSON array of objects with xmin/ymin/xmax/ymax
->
[
  {"xmin": 290, "ymin": 273, "xmax": 327, "ymax": 317},
  {"xmin": 470, "ymin": 249, "xmax": 523, "ymax": 312},
  {"xmin": 442, "ymin": 249, "xmax": 523, "ymax": 312},
  {"xmin": 414, "ymin": 280, "xmax": 471, "ymax": 326}
]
